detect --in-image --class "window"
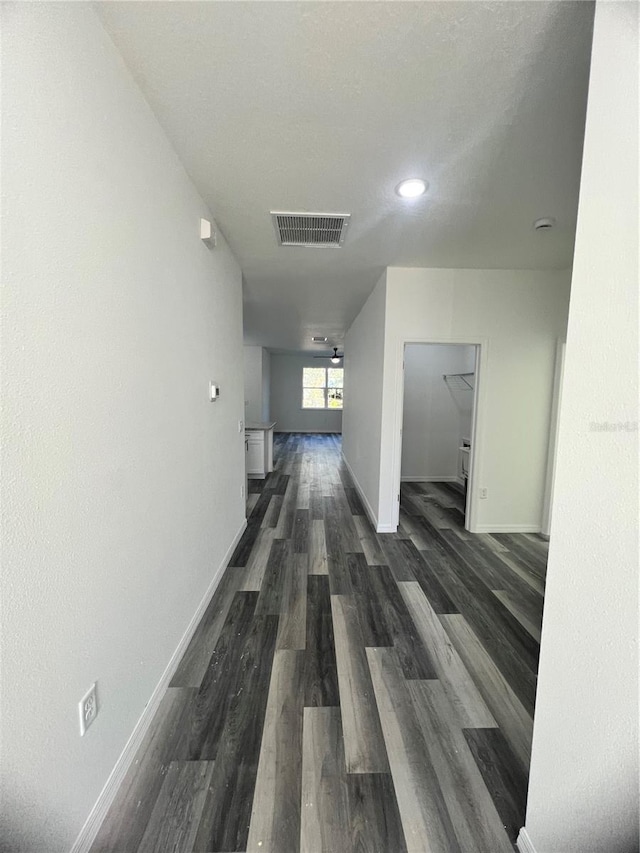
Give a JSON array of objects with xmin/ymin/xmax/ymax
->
[{"xmin": 302, "ymin": 366, "xmax": 343, "ymax": 410}]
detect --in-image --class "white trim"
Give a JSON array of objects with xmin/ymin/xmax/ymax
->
[
  {"xmin": 341, "ymin": 452, "xmax": 382, "ymax": 532},
  {"xmin": 541, "ymin": 339, "xmax": 566, "ymax": 536},
  {"xmin": 70, "ymin": 518, "xmax": 248, "ymax": 853},
  {"xmin": 301, "ymin": 364, "xmax": 344, "ymax": 410},
  {"xmin": 274, "ymin": 429, "xmax": 342, "ymax": 434},
  {"xmin": 400, "ymin": 475, "xmax": 463, "ymax": 484},
  {"xmin": 376, "ymin": 523, "xmax": 397, "ymax": 533},
  {"xmin": 473, "ymin": 523, "xmax": 542, "ymax": 533},
  {"xmin": 516, "ymin": 827, "xmax": 538, "ymax": 853}
]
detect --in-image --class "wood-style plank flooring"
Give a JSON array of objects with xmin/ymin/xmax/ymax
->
[{"xmin": 90, "ymin": 433, "xmax": 547, "ymax": 853}]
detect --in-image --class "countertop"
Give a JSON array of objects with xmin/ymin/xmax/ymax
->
[{"xmin": 245, "ymin": 422, "xmax": 277, "ymax": 430}]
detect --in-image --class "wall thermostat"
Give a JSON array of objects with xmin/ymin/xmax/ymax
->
[{"xmin": 200, "ymin": 218, "xmax": 217, "ymax": 247}]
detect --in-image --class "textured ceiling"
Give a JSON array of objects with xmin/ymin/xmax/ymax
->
[{"xmin": 97, "ymin": 1, "xmax": 594, "ymax": 352}]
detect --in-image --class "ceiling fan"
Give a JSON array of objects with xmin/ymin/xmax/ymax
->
[{"xmin": 314, "ymin": 346, "xmax": 343, "ymax": 364}]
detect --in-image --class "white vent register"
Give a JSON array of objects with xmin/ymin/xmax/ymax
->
[{"xmin": 271, "ymin": 211, "xmax": 350, "ymax": 248}]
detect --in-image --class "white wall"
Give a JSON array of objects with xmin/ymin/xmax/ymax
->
[
  {"xmin": 523, "ymin": 3, "xmax": 639, "ymax": 852},
  {"xmin": 342, "ymin": 272, "xmax": 387, "ymax": 525},
  {"xmin": 261, "ymin": 348, "xmax": 271, "ymax": 422},
  {"xmin": 244, "ymin": 346, "xmax": 266, "ymax": 423},
  {"xmin": 0, "ymin": 5, "xmax": 245, "ymax": 851},
  {"xmin": 270, "ymin": 353, "xmax": 343, "ymax": 433},
  {"xmin": 379, "ymin": 267, "xmax": 571, "ymax": 532},
  {"xmin": 401, "ymin": 344, "xmax": 475, "ymax": 481},
  {"xmin": 243, "ymin": 344, "xmax": 271, "ymax": 423}
]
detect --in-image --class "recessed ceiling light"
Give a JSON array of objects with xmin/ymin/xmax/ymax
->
[
  {"xmin": 395, "ymin": 178, "xmax": 428, "ymax": 199},
  {"xmin": 312, "ymin": 336, "xmax": 328, "ymax": 342}
]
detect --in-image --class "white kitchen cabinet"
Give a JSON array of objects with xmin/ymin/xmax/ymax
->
[
  {"xmin": 246, "ymin": 431, "xmax": 265, "ymax": 476},
  {"xmin": 245, "ymin": 422, "xmax": 276, "ymax": 479}
]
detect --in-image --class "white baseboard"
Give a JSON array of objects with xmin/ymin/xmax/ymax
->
[
  {"xmin": 70, "ymin": 518, "xmax": 247, "ymax": 853},
  {"xmin": 341, "ymin": 453, "xmax": 380, "ymax": 531},
  {"xmin": 516, "ymin": 827, "xmax": 538, "ymax": 853},
  {"xmin": 341, "ymin": 455, "xmax": 398, "ymax": 534},
  {"xmin": 274, "ymin": 429, "xmax": 342, "ymax": 434},
  {"xmin": 401, "ymin": 475, "xmax": 462, "ymax": 483},
  {"xmin": 473, "ymin": 523, "xmax": 542, "ymax": 534}
]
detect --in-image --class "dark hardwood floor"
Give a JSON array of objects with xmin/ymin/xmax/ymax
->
[{"xmin": 90, "ymin": 433, "xmax": 547, "ymax": 853}]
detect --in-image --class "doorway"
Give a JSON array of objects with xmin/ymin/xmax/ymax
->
[
  {"xmin": 541, "ymin": 340, "xmax": 566, "ymax": 538},
  {"xmin": 398, "ymin": 343, "xmax": 480, "ymax": 530}
]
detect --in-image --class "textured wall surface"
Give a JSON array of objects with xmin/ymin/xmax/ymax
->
[
  {"xmin": 342, "ymin": 273, "xmax": 387, "ymax": 527},
  {"xmin": 1, "ymin": 5, "xmax": 245, "ymax": 850},
  {"xmin": 261, "ymin": 348, "xmax": 271, "ymax": 422},
  {"xmin": 378, "ymin": 267, "xmax": 571, "ymax": 531},
  {"xmin": 525, "ymin": 3, "xmax": 639, "ymax": 851},
  {"xmin": 243, "ymin": 345, "xmax": 264, "ymax": 423},
  {"xmin": 244, "ymin": 346, "xmax": 272, "ymax": 424}
]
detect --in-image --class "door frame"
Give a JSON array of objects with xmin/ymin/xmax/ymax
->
[
  {"xmin": 541, "ymin": 339, "xmax": 566, "ymax": 537},
  {"xmin": 389, "ymin": 336, "xmax": 488, "ymax": 532}
]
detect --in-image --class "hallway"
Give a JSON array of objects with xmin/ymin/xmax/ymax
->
[{"xmin": 90, "ymin": 433, "xmax": 545, "ymax": 853}]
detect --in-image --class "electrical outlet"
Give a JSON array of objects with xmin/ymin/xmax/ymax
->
[
  {"xmin": 479, "ymin": 487, "xmax": 488, "ymax": 499},
  {"xmin": 78, "ymin": 682, "xmax": 98, "ymax": 736},
  {"xmin": 238, "ymin": 419, "xmax": 244, "ymax": 433}
]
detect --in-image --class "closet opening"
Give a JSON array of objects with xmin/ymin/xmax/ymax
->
[{"xmin": 398, "ymin": 342, "xmax": 480, "ymax": 531}]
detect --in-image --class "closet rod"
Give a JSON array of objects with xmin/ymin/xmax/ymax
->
[{"xmin": 443, "ymin": 372, "xmax": 475, "ymax": 390}]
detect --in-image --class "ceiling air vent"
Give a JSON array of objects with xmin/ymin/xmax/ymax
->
[{"xmin": 271, "ymin": 211, "xmax": 350, "ymax": 248}]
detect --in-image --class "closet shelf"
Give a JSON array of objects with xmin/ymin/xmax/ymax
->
[{"xmin": 443, "ymin": 372, "xmax": 475, "ymax": 391}]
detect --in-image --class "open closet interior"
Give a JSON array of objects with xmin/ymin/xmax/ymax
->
[{"xmin": 401, "ymin": 343, "xmax": 477, "ymax": 524}]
